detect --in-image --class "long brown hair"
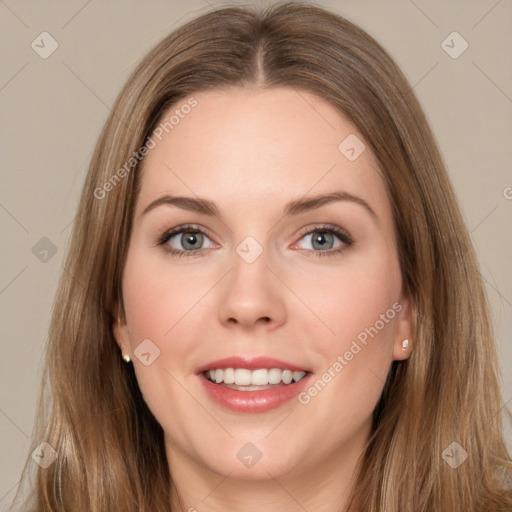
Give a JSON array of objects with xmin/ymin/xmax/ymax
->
[{"xmin": 13, "ymin": 2, "xmax": 512, "ymax": 511}]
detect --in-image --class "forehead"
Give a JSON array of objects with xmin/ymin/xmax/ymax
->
[{"xmin": 135, "ymin": 86, "xmax": 389, "ymax": 220}]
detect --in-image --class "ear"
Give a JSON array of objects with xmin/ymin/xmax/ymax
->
[
  {"xmin": 392, "ymin": 290, "xmax": 414, "ymax": 361},
  {"xmin": 112, "ymin": 303, "xmax": 131, "ymax": 358}
]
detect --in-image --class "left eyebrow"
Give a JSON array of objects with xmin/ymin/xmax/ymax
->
[
  {"xmin": 140, "ymin": 190, "xmax": 378, "ymax": 223},
  {"xmin": 282, "ymin": 190, "xmax": 377, "ymax": 222}
]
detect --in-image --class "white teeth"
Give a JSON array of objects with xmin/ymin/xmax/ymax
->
[
  {"xmin": 234, "ymin": 368, "xmax": 251, "ymax": 385},
  {"xmin": 292, "ymin": 371, "xmax": 305, "ymax": 382},
  {"xmin": 282, "ymin": 370, "xmax": 293, "ymax": 384},
  {"xmin": 251, "ymin": 369, "xmax": 268, "ymax": 386},
  {"xmin": 268, "ymin": 368, "xmax": 282, "ymax": 384},
  {"xmin": 223, "ymin": 367, "xmax": 235, "ymax": 384},
  {"xmin": 205, "ymin": 368, "xmax": 307, "ymax": 386}
]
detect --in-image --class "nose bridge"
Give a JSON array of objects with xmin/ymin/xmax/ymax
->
[
  {"xmin": 228, "ymin": 234, "xmax": 273, "ymax": 302},
  {"xmin": 217, "ymin": 233, "xmax": 286, "ymax": 328}
]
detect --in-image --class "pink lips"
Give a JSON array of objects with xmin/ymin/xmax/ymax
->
[
  {"xmin": 196, "ymin": 356, "xmax": 311, "ymax": 374},
  {"xmin": 196, "ymin": 356, "xmax": 312, "ymax": 413}
]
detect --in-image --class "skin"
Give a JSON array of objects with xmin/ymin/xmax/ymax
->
[{"xmin": 114, "ymin": 86, "xmax": 412, "ymax": 512}]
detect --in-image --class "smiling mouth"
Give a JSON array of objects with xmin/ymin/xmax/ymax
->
[{"xmin": 203, "ymin": 367, "xmax": 309, "ymax": 391}]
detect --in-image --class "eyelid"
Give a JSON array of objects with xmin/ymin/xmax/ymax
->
[
  {"xmin": 156, "ymin": 223, "xmax": 215, "ymax": 247},
  {"xmin": 293, "ymin": 223, "xmax": 353, "ymax": 244},
  {"xmin": 157, "ymin": 222, "xmax": 354, "ymax": 258}
]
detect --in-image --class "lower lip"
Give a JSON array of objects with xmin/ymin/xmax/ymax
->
[{"xmin": 198, "ymin": 374, "xmax": 312, "ymax": 413}]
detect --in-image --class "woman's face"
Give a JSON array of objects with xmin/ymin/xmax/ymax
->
[{"xmin": 114, "ymin": 86, "xmax": 411, "ymax": 484}]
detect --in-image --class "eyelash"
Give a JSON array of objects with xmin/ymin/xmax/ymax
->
[{"xmin": 156, "ymin": 223, "xmax": 354, "ymax": 259}]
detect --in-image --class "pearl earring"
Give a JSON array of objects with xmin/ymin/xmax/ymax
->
[
  {"xmin": 122, "ymin": 353, "xmax": 131, "ymax": 363},
  {"xmin": 402, "ymin": 339, "xmax": 409, "ymax": 351}
]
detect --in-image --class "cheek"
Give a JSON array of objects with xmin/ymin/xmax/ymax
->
[
  {"xmin": 120, "ymin": 244, "xmax": 211, "ymax": 402},
  {"xmin": 120, "ymin": 249, "xmax": 202, "ymax": 439},
  {"xmin": 122, "ymin": 245, "xmax": 205, "ymax": 343},
  {"xmin": 294, "ymin": 250, "xmax": 402, "ymax": 408},
  {"xmin": 298, "ymin": 250, "xmax": 402, "ymax": 347}
]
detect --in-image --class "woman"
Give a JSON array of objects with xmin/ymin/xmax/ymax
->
[{"xmin": 13, "ymin": 2, "xmax": 512, "ymax": 511}]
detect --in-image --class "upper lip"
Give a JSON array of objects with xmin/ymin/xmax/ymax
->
[{"xmin": 196, "ymin": 356, "xmax": 311, "ymax": 374}]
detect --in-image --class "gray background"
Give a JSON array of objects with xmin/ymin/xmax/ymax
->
[{"xmin": 1, "ymin": 0, "xmax": 511, "ymax": 506}]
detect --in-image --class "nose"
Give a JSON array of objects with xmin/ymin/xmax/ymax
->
[{"xmin": 217, "ymin": 248, "xmax": 286, "ymax": 331}]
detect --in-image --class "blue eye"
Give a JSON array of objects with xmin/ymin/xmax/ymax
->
[
  {"xmin": 293, "ymin": 226, "xmax": 353, "ymax": 257},
  {"xmin": 158, "ymin": 224, "xmax": 214, "ymax": 258},
  {"xmin": 157, "ymin": 223, "xmax": 353, "ymax": 258}
]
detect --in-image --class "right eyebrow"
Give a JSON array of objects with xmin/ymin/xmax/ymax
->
[{"xmin": 141, "ymin": 195, "xmax": 219, "ymax": 217}]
